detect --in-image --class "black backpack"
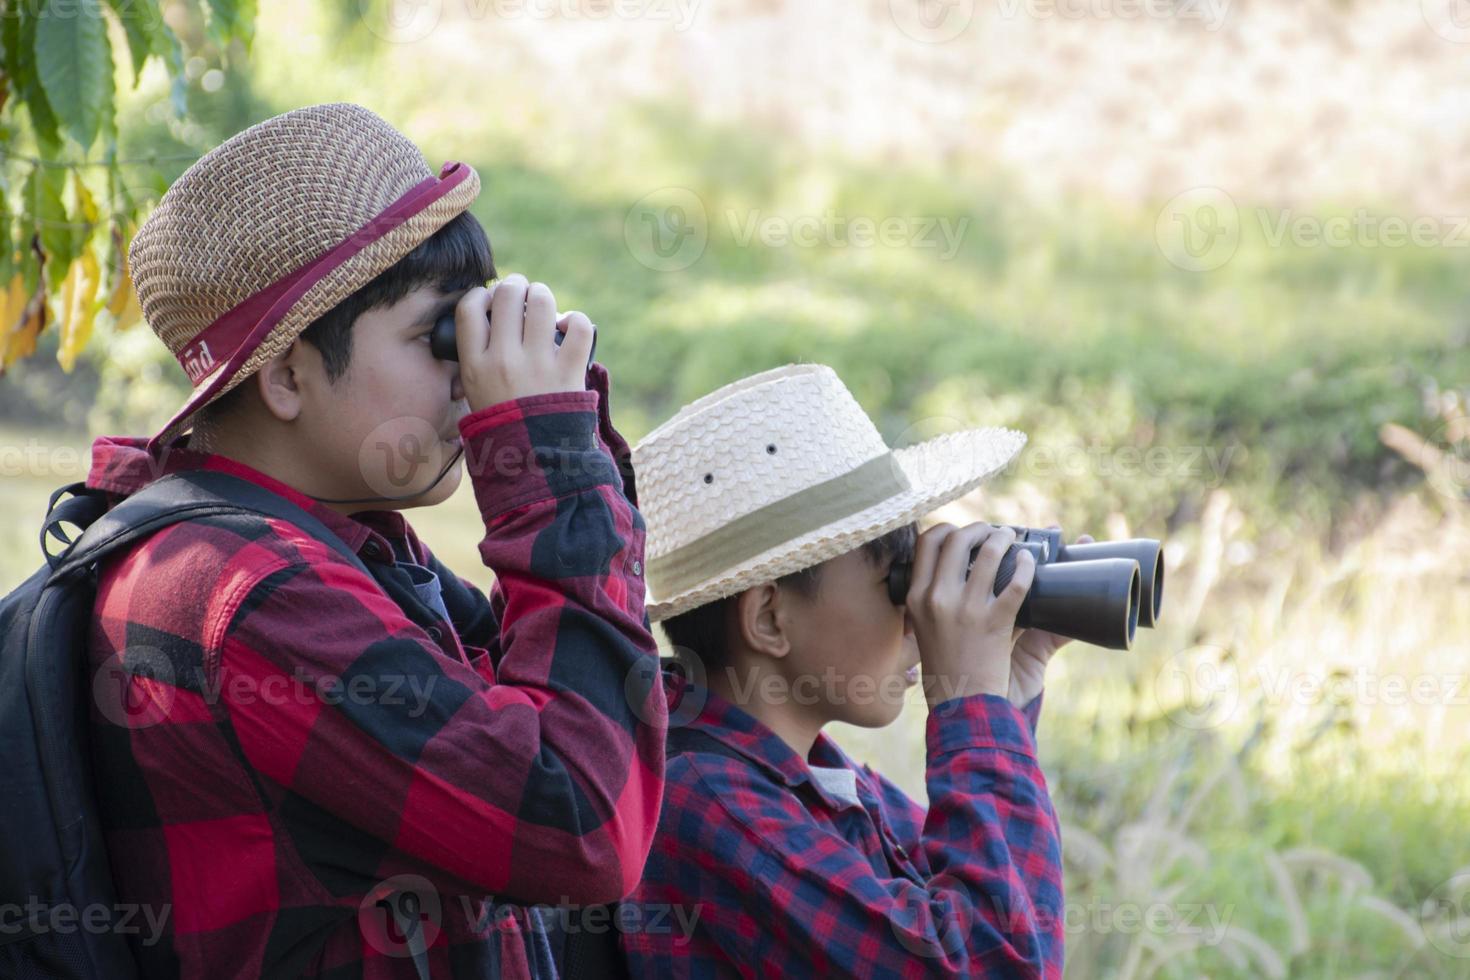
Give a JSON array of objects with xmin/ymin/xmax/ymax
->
[
  {"xmin": 0, "ymin": 469, "xmax": 437, "ymax": 979},
  {"xmin": 0, "ymin": 468, "xmax": 635, "ymax": 979}
]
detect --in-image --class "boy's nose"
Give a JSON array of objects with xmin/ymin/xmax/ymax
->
[{"xmin": 449, "ymin": 363, "xmax": 465, "ymax": 403}]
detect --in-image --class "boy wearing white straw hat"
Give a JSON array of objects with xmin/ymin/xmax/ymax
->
[
  {"xmin": 78, "ymin": 104, "xmax": 666, "ymax": 978},
  {"xmin": 620, "ymin": 364, "xmax": 1074, "ymax": 977}
]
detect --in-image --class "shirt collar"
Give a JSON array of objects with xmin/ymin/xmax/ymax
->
[
  {"xmin": 84, "ymin": 434, "xmax": 405, "ymax": 563},
  {"xmin": 663, "ymin": 666, "xmax": 868, "ymax": 811}
]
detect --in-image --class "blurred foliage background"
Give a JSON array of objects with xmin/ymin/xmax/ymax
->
[{"xmin": 3, "ymin": 0, "xmax": 1470, "ymax": 975}]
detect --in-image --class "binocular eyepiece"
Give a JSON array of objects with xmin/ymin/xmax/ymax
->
[
  {"xmin": 885, "ymin": 526, "xmax": 1164, "ymax": 651},
  {"xmin": 429, "ymin": 313, "xmax": 598, "ymax": 367}
]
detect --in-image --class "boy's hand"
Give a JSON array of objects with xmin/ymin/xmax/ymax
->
[
  {"xmin": 1008, "ymin": 529, "xmax": 1093, "ymax": 708},
  {"xmin": 455, "ymin": 273, "xmax": 595, "ymax": 412},
  {"xmin": 905, "ymin": 522, "xmax": 1036, "ymax": 708}
]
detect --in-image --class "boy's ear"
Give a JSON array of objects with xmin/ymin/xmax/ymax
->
[
  {"xmin": 253, "ymin": 342, "xmax": 311, "ymax": 423},
  {"xmin": 734, "ymin": 584, "xmax": 791, "ymax": 661}
]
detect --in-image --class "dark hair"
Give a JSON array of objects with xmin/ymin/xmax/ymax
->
[
  {"xmin": 193, "ymin": 210, "xmax": 494, "ymax": 422},
  {"xmin": 659, "ymin": 521, "xmax": 919, "ymax": 668}
]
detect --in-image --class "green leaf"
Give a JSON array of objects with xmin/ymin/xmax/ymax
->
[
  {"xmin": 150, "ymin": 15, "xmax": 189, "ymax": 116},
  {"xmin": 104, "ymin": 0, "xmax": 165, "ymax": 83},
  {"xmin": 107, "ymin": 156, "xmax": 137, "ymax": 216},
  {"xmin": 24, "ymin": 163, "xmax": 72, "ymax": 291},
  {"xmin": 0, "ymin": 190, "xmax": 12, "ymax": 286},
  {"xmin": 34, "ymin": 0, "xmax": 114, "ymax": 151},
  {"xmin": 19, "ymin": 236, "xmax": 41, "ymax": 299},
  {"xmin": 203, "ymin": 0, "xmax": 256, "ymax": 51},
  {"xmin": 13, "ymin": 11, "xmax": 62, "ymax": 148},
  {"xmin": 203, "ymin": 0, "xmax": 234, "ymax": 47},
  {"xmin": 0, "ymin": 7, "xmax": 22, "ymax": 84}
]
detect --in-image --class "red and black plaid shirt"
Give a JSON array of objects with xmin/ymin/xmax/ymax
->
[
  {"xmin": 84, "ymin": 366, "xmax": 666, "ymax": 978},
  {"xmin": 621, "ymin": 671, "xmax": 1063, "ymax": 977}
]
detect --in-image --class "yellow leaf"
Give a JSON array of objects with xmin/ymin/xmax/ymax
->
[
  {"xmin": 108, "ymin": 273, "xmax": 142, "ymax": 328},
  {"xmin": 105, "ymin": 224, "xmax": 142, "ymax": 327},
  {"xmin": 0, "ymin": 274, "xmax": 28, "ymax": 365},
  {"xmin": 2, "ymin": 295, "xmax": 44, "ymax": 368},
  {"xmin": 56, "ymin": 251, "xmax": 100, "ymax": 373},
  {"xmin": 1, "ymin": 273, "xmax": 24, "ymax": 333},
  {"xmin": 73, "ymin": 173, "xmax": 100, "ymax": 227}
]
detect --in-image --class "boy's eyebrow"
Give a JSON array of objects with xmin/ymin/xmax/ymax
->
[{"xmin": 409, "ymin": 297, "xmax": 460, "ymax": 331}]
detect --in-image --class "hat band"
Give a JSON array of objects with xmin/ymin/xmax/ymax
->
[
  {"xmin": 173, "ymin": 161, "xmax": 473, "ymax": 386},
  {"xmin": 646, "ymin": 451, "xmax": 912, "ymax": 602}
]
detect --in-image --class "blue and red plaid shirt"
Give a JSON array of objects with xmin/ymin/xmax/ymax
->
[
  {"xmin": 620, "ymin": 669, "xmax": 1064, "ymax": 978},
  {"xmin": 84, "ymin": 365, "xmax": 667, "ymax": 978}
]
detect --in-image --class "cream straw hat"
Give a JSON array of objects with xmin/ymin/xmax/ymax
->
[
  {"xmin": 634, "ymin": 364, "xmax": 1027, "ymax": 621},
  {"xmin": 131, "ymin": 103, "xmax": 481, "ymax": 453}
]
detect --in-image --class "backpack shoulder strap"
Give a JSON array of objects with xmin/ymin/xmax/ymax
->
[{"xmin": 50, "ymin": 469, "xmax": 370, "ymax": 581}]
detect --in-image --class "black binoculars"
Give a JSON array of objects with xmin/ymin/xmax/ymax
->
[
  {"xmin": 885, "ymin": 526, "xmax": 1164, "ymax": 651},
  {"xmin": 429, "ymin": 313, "xmax": 598, "ymax": 367}
]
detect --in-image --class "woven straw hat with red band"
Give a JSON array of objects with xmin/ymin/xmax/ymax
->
[{"xmin": 131, "ymin": 102, "xmax": 481, "ymax": 453}]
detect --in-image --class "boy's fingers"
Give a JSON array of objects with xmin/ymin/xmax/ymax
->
[
  {"xmin": 935, "ymin": 522, "xmax": 992, "ymax": 606},
  {"xmin": 965, "ymin": 524, "xmax": 1016, "ymax": 602},
  {"xmin": 557, "ymin": 311, "xmax": 595, "ymax": 372},
  {"xmin": 488, "ymin": 274, "xmax": 529, "ymax": 359},
  {"xmin": 453, "ymin": 286, "xmax": 492, "ymax": 359},
  {"xmin": 991, "ymin": 549, "xmax": 1035, "ymax": 617},
  {"xmin": 906, "ymin": 523, "xmax": 953, "ymax": 605},
  {"xmin": 523, "ymin": 281, "xmax": 558, "ymax": 354}
]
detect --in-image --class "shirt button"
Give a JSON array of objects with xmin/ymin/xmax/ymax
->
[
  {"xmin": 632, "ymin": 560, "xmax": 643, "ymax": 576},
  {"xmin": 427, "ymin": 627, "xmax": 443, "ymax": 641},
  {"xmin": 363, "ymin": 542, "xmax": 379, "ymax": 557}
]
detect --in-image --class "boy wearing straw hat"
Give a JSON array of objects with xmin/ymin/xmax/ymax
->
[
  {"xmin": 80, "ymin": 104, "xmax": 665, "ymax": 978},
  {"xmin": 620, "ymin": 365, "xmax": 1072, "ymax": 977}
]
